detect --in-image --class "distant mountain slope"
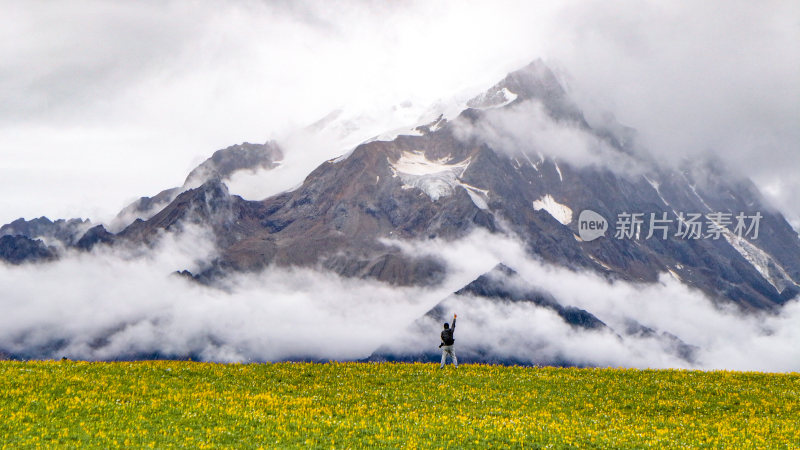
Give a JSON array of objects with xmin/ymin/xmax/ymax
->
[
  {"xmin": 0, "ymin": 235, "xmax": 56, "ymax": 264},
  {"xmin": 0, "ymin": 217, "xmax": 91, "ymax": 247},
  {"xmin": 1, "ymin": 141, "xmax": 283, "ymax": 262},
  {"xmin": 109, "ymin": 141, "xmax": 282, "ymax": 230}
]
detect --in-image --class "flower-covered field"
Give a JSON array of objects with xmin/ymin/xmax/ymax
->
[{"xmin": 0, "ymin": 361, "xmax": 797, "ymax": 448}]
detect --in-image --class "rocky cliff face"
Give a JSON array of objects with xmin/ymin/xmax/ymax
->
[{"xmin": 0, "ymin": 235, "xmax": 56, "ymax": 264}]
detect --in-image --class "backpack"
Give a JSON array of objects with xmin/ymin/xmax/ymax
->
[{"xmin": 441, "ymin": 328, "xmax": 455, "ymax": 346}]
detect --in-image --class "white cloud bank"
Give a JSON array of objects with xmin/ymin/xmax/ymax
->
[
  {"xmin": 386, "ymin": 231, "xmax": 800, "ymax": 372},
  {"xmin": 454, "ymin": 99, "xmax": 647, "ymax": 176},
  {"xmin": 2, "ymin": 228, "xmax": 797, "ymax": 372},
  {"xmin": 0, "ymin": 226, "xmax": 491, "ymax": 362}
]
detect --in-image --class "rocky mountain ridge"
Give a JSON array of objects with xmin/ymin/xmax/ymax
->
[{"xmin": 4, "ymin": 61, "xmax": 798, "ymax": 308}]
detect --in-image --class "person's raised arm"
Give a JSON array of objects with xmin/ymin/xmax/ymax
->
[{"xmin": 452, "ymin": 313, "xmax": 457, "ymax": 330}]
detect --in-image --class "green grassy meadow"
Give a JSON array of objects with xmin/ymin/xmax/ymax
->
[{"xmin": 0, "ymin": 361, "xmax": 797, "ymax": 448}]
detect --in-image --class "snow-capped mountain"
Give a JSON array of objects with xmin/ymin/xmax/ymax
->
[
  {"xmin": 2, "ymin": 60, "xmax": 799, "ymax": 364},
  {"xmin": 131, "ymin": 60, "xmax": 795, "ymax": 310}
]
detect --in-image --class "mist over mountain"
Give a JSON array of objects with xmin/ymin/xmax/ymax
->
[{"xmin": 1, "ymin": 61, "xmax": 798, "ymax": 370}]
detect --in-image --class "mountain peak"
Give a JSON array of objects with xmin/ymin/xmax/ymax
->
[
  {"xmin": 504, "ymin": 59, "xmax": 564, "ymax": 98},
  {"xmin": 467, "ymin": 59, "xmax": 586, "ymax": 124},
  {"xmin": 184, "ymin": 141, "xmax": 283, "ymax": 189}
]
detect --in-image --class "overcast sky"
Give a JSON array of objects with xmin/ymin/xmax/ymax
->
[{"xmin": 1, "ymin": 0, "xmax": 798, "ymax": 226}]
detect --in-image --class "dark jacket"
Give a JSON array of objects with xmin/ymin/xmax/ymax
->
[{"xmin": 440, "ymin": 317, "xmax": 456, "ymax": 347}]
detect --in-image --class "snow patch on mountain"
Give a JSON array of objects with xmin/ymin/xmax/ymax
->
[
  {"xmin": 467, "ymin": 87, "xmax": 518, "ymax": 109},
  {"xmin": 589, "ymin": 254, "xmax": 613, "ymax": 271},
  {"xmin": 309, "ymin": 104, "xmax": 427, "ymax": 153},
  {"xmin": 554, "ymin": 161, "xmax": 564, "ymax": 182},
  {"xmin": 645, "ymin": 176, "xmax": 672, "ymax": 209},
  {"xmin": 723, "ymin": 231, "xmax": 797, "ymax": 293},
  {"xmin": 498, "ymin": 88, "xmax": 518, "ymax": 106},
  {"xmin": 428, "ymin": 117, "xmax": 446, "ymax": 133},
  {"xmin": 389, "ymin": 151, "xmax": 471, "ymax": 201},
  {"xmin": 369, "ymin": 126, "xmax": 424, "ymax": 143},
  {"xmin": 460, "ymin": 183, "xmax": 490, "ymax": 210},
  {"xmin": 685, "ymin": 176, "xmax": 713, "ymax": 212},
  {"xmin": 533, "ymin": 195, "xmax": 573, "ymax": 225},
  {"xmin": 520, "ymin": 152, "xmax": 537, "ymax": 171},
  {"xmin": 319, "ymin": 91, "xmax": 479, "ymax": 153}
]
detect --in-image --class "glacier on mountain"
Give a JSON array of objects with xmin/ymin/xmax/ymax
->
[{"xmin": 389, "ymin": 151, "xmax": 471, "ymax": 201}]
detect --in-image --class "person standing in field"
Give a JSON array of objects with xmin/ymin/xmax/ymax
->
[{"xmin": 439, "ymin": 313, "xmax": 457, "ymax": 368}]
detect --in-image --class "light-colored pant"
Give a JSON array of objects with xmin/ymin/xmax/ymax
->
[{"xmin": 440, "ymin": 345, "xmax": 458, "ymax": 368}]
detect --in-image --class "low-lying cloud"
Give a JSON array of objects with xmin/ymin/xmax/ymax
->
[
  {"xmin": 0, "ymin": 226, "xmax": 480, "ymax": 362},
  {"xmin": 454, "ymin": 99, "xmax": 646, "ymax": 176},
  {"xmin": 2, "ymin": 227, "xmax": 797, "ymax": 372},
  {"xmin": 383, "ymin": 231, "xmax": 800, "ymax": 372}
]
